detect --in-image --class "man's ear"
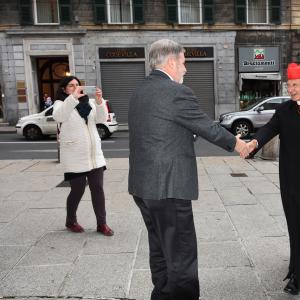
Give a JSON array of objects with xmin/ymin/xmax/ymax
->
[{"xmin": 167, "ymin": 56, "xmax": 175, "ymax": 69}]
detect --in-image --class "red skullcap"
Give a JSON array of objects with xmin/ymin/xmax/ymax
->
[{"xmin": 287, "ymin": 63, "xmax": 300, "ymax": 80}]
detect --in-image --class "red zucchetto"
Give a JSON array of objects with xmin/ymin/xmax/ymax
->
[{"xmin": 287, "ymin": 63, "xmax": 300, "ymax": 80}]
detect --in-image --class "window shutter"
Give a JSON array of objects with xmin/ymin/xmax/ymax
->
[
  {"xmin": 94, "ymin": 0, "xmax": 107, "ymax": 24},
  {"xmin": 235, "ymin": 0, "xmax": 246, "ymax": 24},
  {"xmin": 203, "ymin": 0, "xmax": 214, "ymax": 24},
  {"xmin": 166, "ymin": 0, "xmax": 178, "ymax": 23},
  {"xmin": 269, "ymin": 0, "xmax": 281, "ymax": 24},
  {"xmin": 133, "ymin": 0, "xmax": 144, "ymax": 23},
  {"xmin": 59, "ymin": 0, "xmax": 72, "ymax": 24},
  {"xmin": 19, "ymin": 0, "xmax": 33, "ymax": 25}
]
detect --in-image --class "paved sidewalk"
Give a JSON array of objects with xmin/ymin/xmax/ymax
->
[
  {"xmin": 0, "ymin": 157, "xmax": 298, "ymax": 300},
  {"xmin": 0, "ymin": 126, "xmax": 16, "ymax": 133}
]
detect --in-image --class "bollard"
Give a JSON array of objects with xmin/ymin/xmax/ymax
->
[{"xmin": 260, "ymin": 135, "xmax": 279, "ymax": 160}]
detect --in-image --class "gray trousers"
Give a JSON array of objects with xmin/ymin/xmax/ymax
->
[{"xmin": 133, "ymin": 196, "xmax": 200, "ymax": 300}]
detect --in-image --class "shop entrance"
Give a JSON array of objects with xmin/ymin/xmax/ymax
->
[
  {"xmin": 36, "ymin": 57, "xmax": 70, "ymax": 111},
  {"xmin": 239, "ymin": 79, "xmax": 279, "ymax": 109}
]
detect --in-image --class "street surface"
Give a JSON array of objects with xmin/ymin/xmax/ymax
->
[
  {"xmin": 0, "ymin": 131, "xmax": 240, "ymax": 160},
  {"xmin": 0, "ymin": 156, "xmax": 291, "ymax": 300}
]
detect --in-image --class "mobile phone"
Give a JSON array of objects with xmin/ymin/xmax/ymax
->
[{"xmin": 82, "ymin": 86, "xmax": 96, "ymax": 95}]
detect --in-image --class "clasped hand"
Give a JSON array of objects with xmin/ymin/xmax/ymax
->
[{"xmin": 234, "ymin": 134, "xmax": 258, "ymax": 158}]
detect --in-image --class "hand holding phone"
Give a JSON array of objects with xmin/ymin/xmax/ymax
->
[{"xmin": 82, "ymin": 86, "xmax": 97, "ymax": 95}]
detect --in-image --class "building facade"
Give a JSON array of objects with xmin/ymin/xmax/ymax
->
[{"xmin": 0, "ymin": 0, "xmax": 293, "ymax": 124}]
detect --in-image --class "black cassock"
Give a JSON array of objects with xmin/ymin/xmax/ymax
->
[{"xmin": 255, "ymin": 100, "xmax": 300, "ymax": 281}]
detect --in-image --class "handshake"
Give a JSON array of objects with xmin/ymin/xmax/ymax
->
[{"xmin": 234, "ymin": 134, "xmax": 258, "ymax": 159}]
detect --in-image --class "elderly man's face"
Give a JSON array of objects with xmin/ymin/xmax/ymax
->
[
  {"xmin": 168, "ymin": 52, "xmax": 186, "ymax": 84},
  {"xmin": 287, "ymin": 79, "xmax": 300, "ymax": 101}
]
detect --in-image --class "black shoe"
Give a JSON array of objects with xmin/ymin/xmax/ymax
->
[
  {"xmin": 284, "ymin": 274, "xmax": 299, "ymax": 295},
  {"xmin": 283, "ymin": 270, "xmax": 293, "ymax": 281}
]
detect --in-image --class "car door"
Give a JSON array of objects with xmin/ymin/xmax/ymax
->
[
  {"xmin": 254, "ymin": 98, "xmax": 284, "ymax": 128},
  {"xmin": 43, "ymin": 107, "xmax": 57, "ymax": 135}
]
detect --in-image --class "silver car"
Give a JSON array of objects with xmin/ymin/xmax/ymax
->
[{"xmin": 219, "ymin": 96, "xmax": 291, "ymax": 137}]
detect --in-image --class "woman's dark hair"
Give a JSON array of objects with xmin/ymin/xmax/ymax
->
[{"xmin": 55, "ymin": 76, "xmax": 82, "ymax": 101}]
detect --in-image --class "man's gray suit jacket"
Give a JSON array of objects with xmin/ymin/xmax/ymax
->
[{"xmin": 128, "ymin": 70, "xmax": 236, "ymax": 201}]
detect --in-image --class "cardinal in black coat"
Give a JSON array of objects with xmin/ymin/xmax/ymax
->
[{"xmin": 248, "ymin": 63, "xmax": 300, "ymax": 295}]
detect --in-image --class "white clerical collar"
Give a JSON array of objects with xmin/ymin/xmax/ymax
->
[
  {"xmin": 156, "ymin": 69, "xmax": 174, "ymax": 81},
  {"xmin": 297, "ymin": 101, "xmax": 300, "ymax": 105}
]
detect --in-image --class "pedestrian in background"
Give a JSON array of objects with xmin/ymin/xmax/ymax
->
[
  {"xmin": 128, "ymin": 39, "xmax": 249, "ymax": 300},
  {"xmin": 247, "ymin": 63, "xmax": 300, "ymax": 295},
  {"xmin": 53, "ymin": 76, "xmax": 114, "ymax": 236},
  {"xmin": 43, "ymin": 93, "xmax": 53, "ymax": 109}
]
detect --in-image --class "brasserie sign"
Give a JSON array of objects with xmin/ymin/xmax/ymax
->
[{"xmin": 239, "ymin": 47, "xmax": 279, "ymax": 72}]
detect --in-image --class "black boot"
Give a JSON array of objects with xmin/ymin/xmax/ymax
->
[{"xmin": 284, "ymin": 273, "xmax": 299, "ymax": 295}]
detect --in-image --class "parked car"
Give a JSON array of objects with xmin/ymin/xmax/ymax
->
[
  {"xmin": 16, "ymin": 100, "xmax": 118, "ymax": 140},
  {"xmin": 219, "ymin": 96, "xmax": 291, "ymax": 138}
]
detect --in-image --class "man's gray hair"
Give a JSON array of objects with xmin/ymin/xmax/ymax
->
[{"xmin": 149, "ymin": 39, "xmax": 185, "ymax": 70}]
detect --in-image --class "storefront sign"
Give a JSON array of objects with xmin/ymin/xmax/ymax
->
[
  {"xmin": 185, "ymin": 47, "xmax": 214, "ymax": 58},
  {"xmin": 99, "ymin": 48, "xmax": 145, "ymax": 59},
  {"xmin": 239, "ymin": 47, "xmax": 279, "ymax": 72}
]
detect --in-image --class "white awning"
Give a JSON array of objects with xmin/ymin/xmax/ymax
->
[{"xmin": 239, "ymin": 73, "xmax": 281, "ymax": 90}]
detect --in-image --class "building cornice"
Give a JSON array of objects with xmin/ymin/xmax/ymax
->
[{"xmin": 4, "ymin": 28, "xmax": 87, "ymax": 36}]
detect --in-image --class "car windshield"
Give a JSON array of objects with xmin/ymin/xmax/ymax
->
[{"xmin": 241, "ymin": 98, "xmax": 267, "ymax": 111}]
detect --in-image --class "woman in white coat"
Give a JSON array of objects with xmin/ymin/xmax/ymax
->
[{"xmin": 53, "ymin": 76, "xmax": 114, "ymax": 236}]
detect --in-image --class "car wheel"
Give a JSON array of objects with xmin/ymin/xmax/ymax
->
[
  {"xmin": 97, "ymin": 124, "xmax": 111, "ymax": 139},
  {"xmin": 24, "ymin": 125, "xmax": 42, "ymax": 140},
  {"xmin": 232, "ymin": 120, "xmax": 252, "ymax": 138}
]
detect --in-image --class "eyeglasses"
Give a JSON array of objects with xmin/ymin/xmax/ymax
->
[{"xmin": 66, "ymin": 84, "xmax": 79, "ymax": 88}]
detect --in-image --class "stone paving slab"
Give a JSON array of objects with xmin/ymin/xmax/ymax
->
[
  {"xmin": 0, "ymin": 245, "xmax": 29, "ymax": 280},
  {"xmin": 220, "ymin": 186, "xmax": 257, "ymax": 206},
  {"xmin": 243, "ymin": 180, "xmax": 279, "ymax": 194},
  {"xmin": 0, "ymin": 200, "xmax": 27, "ymax": 222},
  {"xmin": 0, "ymin": 265, "xmax": 72, "ymax": 297},
  {"xmin": 194, "ymin": 190, "xmax": 225, "ymax": 212},
  {"xmin": 199, "ymin": 267, "xmax": 266, "ymax": 300},
  {"xmin": 59, "ymin": 254, "xmax": 133, "ymax": 298},
  {"xmin": 195, "ymin": 212, "xmax": 238, "ymax": 242},
  {"xmin": 256, "ymin": 193, "xmax": 284, "ymax": 216},
  {"xmin": 198, "ymin": 175, "xmax": 214, "ymax": 191},
  {"xmin": 17, "ymin": 232, "xmax": 86, "ymax": 266},
  {"xmin": 209, "ymin": 174, "xmax": 243, "ymax": 190},
  {"xmin": 0, "ymin": 209, "xmax": 57, "ymax": 246},
  {"xmin": 198, "ymin": 241, "xmax": 251, "ymax": 268},
  {"xmin": 226, "ymin": 204, "xmax": 284, "ymax": 238}
]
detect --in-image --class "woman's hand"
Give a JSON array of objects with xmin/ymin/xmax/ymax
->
[
  {"xmin": 72, "ymin": 86, "xmax": 85, "ymax": 100},
  {"xmin": 95, "ymin": 88, "xmax": 103, "ymax": 105}
]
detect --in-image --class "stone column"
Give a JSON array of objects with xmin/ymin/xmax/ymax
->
[{"xmin": 260, "ymin": 136, "xmax": 279, "ymax": 160}]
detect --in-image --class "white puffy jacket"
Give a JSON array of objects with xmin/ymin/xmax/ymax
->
[{"xmin": 53, "ymin": 94, "xmax": 108, "ymax": 173}]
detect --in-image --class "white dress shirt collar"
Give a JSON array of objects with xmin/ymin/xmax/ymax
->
[{"xmin": 156, "ymin": 69, "xmax": 174, "ymax": 81}]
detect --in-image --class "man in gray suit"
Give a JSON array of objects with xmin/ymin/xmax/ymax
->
[{"xmin": 128, "ymin": 39, "xmax": 249, "ymax": 300}]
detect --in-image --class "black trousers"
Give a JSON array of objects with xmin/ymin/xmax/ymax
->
[
  {"xmin": 133, "ymin": 196, "xmax": 200, "ymax": 300},
  {"xmin": 66, "ymin": 167, "xmax": 106, "ymax": 226}
]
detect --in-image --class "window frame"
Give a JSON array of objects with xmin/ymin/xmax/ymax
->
[
  {"xmin": 107, "ymin": 0, "xmax": 133, "ymax": 24},
  {"xmin": 33, "ymin": 0, "xmax": 60, "ymax": 25},
  {"xmin": 178, "ymin": 0, "xmax": 202, "ymax": 24},
  {"xmin": 246, "ymin": 0, "xmax": 269, "ymax": 25}
]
